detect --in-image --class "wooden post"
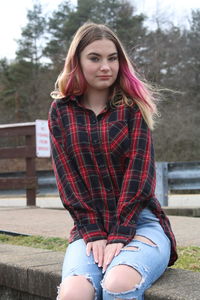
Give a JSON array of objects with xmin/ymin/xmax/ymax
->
[
  {"xmin": 26, "ymin": 134, "xmax": 36, "ymax": 206},
  {"xmin": 0, "ymin": 122, "xmax": 38, "ymax": 207}
]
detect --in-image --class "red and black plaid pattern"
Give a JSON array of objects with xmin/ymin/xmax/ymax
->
[{"xmin": 48, "ymin": 95, "xmax": 178, "ymax": 266}]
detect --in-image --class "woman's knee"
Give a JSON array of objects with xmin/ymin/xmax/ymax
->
[
  {"xmin": 102, "ymin": 264, "xmax": 142, "ymax": 293},
  {"xmin": 58, "ymin": 275, "xmax": 95, "ymax": 300}
]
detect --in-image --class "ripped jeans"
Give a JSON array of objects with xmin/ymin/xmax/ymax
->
[{"xmin": 57, "ymin": 208, "xmax": 171, "ymax": 300}]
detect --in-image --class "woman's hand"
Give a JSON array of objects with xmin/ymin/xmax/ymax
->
[
  {"xmin": 102, "ymin": 243, "xmax": 124, "ymax": 273},
  {"xmin": 86, "ymin": 239, "xmax": 107, "ymax": 268}
]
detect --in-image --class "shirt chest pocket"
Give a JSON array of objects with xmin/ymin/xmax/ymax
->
[{"xmin": 107, "ymin": 121, "xmax": 130, "ymax": 156}]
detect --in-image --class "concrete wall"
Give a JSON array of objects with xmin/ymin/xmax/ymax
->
[
  {"xmin": 0, "ymin": 286, "xmax": 48, "ymax": 300},
  {"xmin": 0, "ymin": 244, "xmax": 63, "ymax": 300},
  {"xmin": 1, "ymin": 244, "xmax": 200, "ymax": 299}
]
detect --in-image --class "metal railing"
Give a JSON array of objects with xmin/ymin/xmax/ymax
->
[
  {"xmin": 155, "ymin": 161, "xmax": 200, "ymax": 205},
  {"xmin": 0, "ymin": 162, "xmax": 200, "ymax": 206},
  {"xmin": 168, "ymin": 161, "xmax": 200, "ymax": 191}
]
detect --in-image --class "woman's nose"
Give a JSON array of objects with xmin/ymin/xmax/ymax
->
[{"xmin": 100, "ymin": 63, "xmax": 110, "ymax": 71}]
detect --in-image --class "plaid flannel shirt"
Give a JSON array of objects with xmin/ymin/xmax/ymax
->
[{"xmin": 48, "ymin": 95, "xmax": 178, "ymax": 266}]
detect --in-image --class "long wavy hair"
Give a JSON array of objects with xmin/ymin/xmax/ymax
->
[{"xmin": 51, "ymin": 22, "xmax": 160, "ymax": 130}]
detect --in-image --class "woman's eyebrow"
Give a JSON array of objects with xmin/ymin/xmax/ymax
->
[
  {"xmin": 87, "ymin": 52, "xmax": 118, "ymax": 57},
  {"xmin": 87, "ymin": 52, "xmax": 101, "ymax": 56},
  {"xmin": 108, "ymin": 52, "xmax": 118, "ymax": 57}
]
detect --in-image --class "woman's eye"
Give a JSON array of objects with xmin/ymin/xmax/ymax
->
[
  {"xmin": 89, "ymin": 56, "xmax": 118, "ymax": 62},
  {"xmin": 109, "ymin": 56, "xmax": 118, "ymax": 61},
  {"xmin": 90, "ymin": 57, "xmax": 99, "ymax": 62}
]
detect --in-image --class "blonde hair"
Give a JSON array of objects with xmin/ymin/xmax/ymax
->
[{"xmin": 51, "ymin": 22, "xmax": 160, "ymax": 130}]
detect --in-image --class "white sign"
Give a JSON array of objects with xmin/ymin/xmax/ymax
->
[{"xmin": 35, "ymin": 120, "xmax": 51, "ymax": 157}]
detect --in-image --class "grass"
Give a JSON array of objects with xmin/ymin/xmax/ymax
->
[
  {"xmin": 0, "ymin": 233, "xmax": 68, "ymax": 252},
  {"xmin": 0, "ymin": 234, "xmax": 199, "ymax": 272},
  {"xmin": 172, "ymin": 246, "xmax": 200, "ymax": 272}
]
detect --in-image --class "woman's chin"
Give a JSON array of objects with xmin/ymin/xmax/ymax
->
[{"xmin": 94, "ymin": 82, "xmax": 113, "ymax": 90}]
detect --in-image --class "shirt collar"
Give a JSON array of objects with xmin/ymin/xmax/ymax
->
[{"xmin": 68, "ymin": 95, "xmax": 115, "ymax": 110}]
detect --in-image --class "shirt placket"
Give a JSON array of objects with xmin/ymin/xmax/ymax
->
[
  {"xmin": 75, "ymin": 98, "xmax": 116, "ymax": 211},
  {"xmin": 90, "ymin": 111, "xmax": 117, "ymax": 216}
]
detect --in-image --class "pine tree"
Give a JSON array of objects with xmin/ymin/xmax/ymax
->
[
  {"xmin": 45, "ymin": 0, "xmax": 146, "ymax": 68},
  {"xmin": 16, "ymin": 3, "xmax": 46, "ymax": 64}
]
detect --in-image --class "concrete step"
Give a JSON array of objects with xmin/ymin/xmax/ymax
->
[
  {"xmin": 163, "ymin": 206, "xmax": 200, "ymax": 217},
  {"xmin": 0, "ymin": 244, "xmax": 200, "ymax": 300}
]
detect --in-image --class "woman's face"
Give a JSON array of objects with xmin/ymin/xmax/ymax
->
[{"xmin": 80, "ymin": 38, "xmax": 119, "ymax": 92}]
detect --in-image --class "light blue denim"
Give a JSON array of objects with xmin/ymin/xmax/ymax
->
[{"xmin": 57, "ymin": 208, "xmax": 171, "ymax": 300}]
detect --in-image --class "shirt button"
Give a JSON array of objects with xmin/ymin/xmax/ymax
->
[
  {"xmin": 91, "ymin": 119, "xmax": 96, "ymax": 124},
  {"xmin": 93, "ymin": 139, "xmax": 98, "ymax": 144},
  {"xmin": 106, "ymin": 187, "xmax": 112, "ymax": 192},
  {"xmin": 99, "ymin": 164, "xmax": 105, "ymax": 168}
]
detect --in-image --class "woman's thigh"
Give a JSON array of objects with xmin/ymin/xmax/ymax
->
[
  {"xmin": 100, "ymin": 209, "xmax": 171, "ymax": 300},
  {"xmin": 59, "ymin": 239, "xmax": 103, "ymax": 300}
]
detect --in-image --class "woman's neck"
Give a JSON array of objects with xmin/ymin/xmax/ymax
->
[{"xmin": 82, "ymin": 88, "xmax": 109, "ymax": 108}]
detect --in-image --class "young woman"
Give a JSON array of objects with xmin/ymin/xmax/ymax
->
[{"xmin": 48, "ymin": 22, "xmax": 178, "ymax": 300}]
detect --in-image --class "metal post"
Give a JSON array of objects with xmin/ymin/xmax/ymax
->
[{"xmin": 155, "ymin": 162, "xmax": 169, "ymax": 206}]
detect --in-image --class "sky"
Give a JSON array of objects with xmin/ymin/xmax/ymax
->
[{"xmin": 0, "ymin": 0, "xmax": 199, "ymax": 60}]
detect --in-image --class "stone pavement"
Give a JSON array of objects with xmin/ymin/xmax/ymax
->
[{"xmin": 0, "ymin": 206, "xmax": 200, "ymax": 247}]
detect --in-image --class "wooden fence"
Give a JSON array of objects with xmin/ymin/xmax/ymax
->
[
  {"xmin": 0, "ymin": 122, "xmax": 37, "ymax": 206},
  {"xmin": 1, "ymin": 123, "xmax": 199, "ymax": 207}
]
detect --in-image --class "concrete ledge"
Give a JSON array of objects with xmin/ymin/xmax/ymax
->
[
  {"xmin": 146, "ymin": 268, "xmax": 200, "ymax": 300},
  {"xmin": 0, "ymin": 244, "xmax": 200, "ymax": 299},
  {"xmin": 163, "ymin": 207, "xmax": 200, "ymax": 217},
  {"xmin": 0, "ymin": 244, "xmax": 64, "ymax": 299}
]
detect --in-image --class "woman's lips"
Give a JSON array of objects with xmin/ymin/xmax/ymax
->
[{"xmin": 97, "ymin": 75, "xmax": 112, "ymax": 79}]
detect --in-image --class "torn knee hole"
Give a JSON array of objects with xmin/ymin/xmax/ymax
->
[
  {"xmin": 76, "ymin": 275, "xmax": 96, "ymax": 291},
  {"xmin": 101, "ymin": 265, "xmax": 143, "ymax": 294},
  {"xmin": 56, "ymin": 283, "xmax": 61, "ymax": 300},
  {"xmin": 134, "ymin": 235, "xmax": 157, "ymax": 246},
  {"xmin": 122, "ymin": 246, "xmax": 139, "ymax": 251}
]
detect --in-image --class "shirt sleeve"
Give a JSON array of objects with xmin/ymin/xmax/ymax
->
[
  {"xmin": 48, "ymin": 101, "xmax": 107, "ymax": 243},
  {"xmin": 107, "ymin": 105, "xmax": 157, "ymax": 245}
]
